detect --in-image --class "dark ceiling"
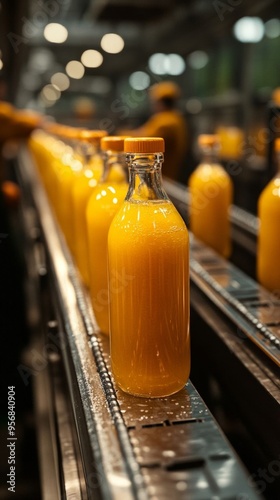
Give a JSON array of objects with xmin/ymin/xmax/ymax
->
[{"xmin": 0, "ymin": 0, "xmax": 279, "ymax": 103}]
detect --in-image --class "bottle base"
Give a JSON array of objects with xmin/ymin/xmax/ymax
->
[{"xmin": 115, "ymin": 379, "xmax": 189, "ymax": 399}]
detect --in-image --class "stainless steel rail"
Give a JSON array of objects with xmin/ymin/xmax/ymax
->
[
  {"xmin": 16, "ymin": 147, "xmax": 262, "ymax": 499},
  {"xmin": 190, "ymin": 242, "xmax": 280, "ymax": 367},
  {"xmin": 163, "ymin": 177, "xmax": 258, "ymax": 256}
]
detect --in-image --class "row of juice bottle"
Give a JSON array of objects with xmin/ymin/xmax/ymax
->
[
  {"xmin": 28, "ymin": 123, "xmax": 280, "ymax": 397},
  {"xmin": 188, "ymin": 133, "xmax": 280, "ymax": 294},
  {"xmin": 29, "ymin": 126, "xmax": 190, "ymax": 398}
]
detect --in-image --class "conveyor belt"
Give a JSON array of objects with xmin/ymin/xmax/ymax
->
[
  {"xmin": 162, "ymin": 178, "xmax": 280, "ymax": 367},
  {"xmin": 190, "ymin": 242, "xmax": 280, "ymax": 367},
  {"xmin": 16, "ymin": 147, "xmax": 262, "ymax": 499}
]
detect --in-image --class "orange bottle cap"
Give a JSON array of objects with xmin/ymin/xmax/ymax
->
[
  {"xmin": 198, "ymin": 134, "xmax": 220, "ymax": 147},
  {"xmin": 0, "ymin": 101, "xmax": 15, "ymax": 118},
  {"xmin": 124, "ymin": 137, "xmax": 165, "ymax": 153},
  {"xmin": 43, "ymin": 121, "xmax": 61, "ymax": 135},
  {"xmin": 275, "ymin": 137, "xmax": 280, "ymax": 152},
  {"xmin": 149, "ymin": 81, "xmax": 181, "ymax": 101},
  {"xmin": 101, "ymin": 136, "xmax": 128, "ymax": 152},
  {"xmin": 14, "ymin": 110, "xmax": 42, "ymax": 128},
  {"xmin": 79, "ymin": 129, "xmax": 108, "ymax": 143},
  {"xmin": 44, "ymin": 122, "xmax": 80, "ymax": 140}
]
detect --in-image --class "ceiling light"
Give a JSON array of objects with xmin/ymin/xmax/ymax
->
[
  {"xmin": 44, "ymin": 23, "xmax": 68, "ymax": 44},
  {"xmin": 265, "ymin": 18, "xmax": 280, "ymax": 39},
  {"xmin": 65, "ymin": 60, "xmax": 85, "ymax": 79},
  {"xmin": 148, "ymin": 53, "xmax": 166, "ymax": 75},
  {"xmin": 81, "ymin": 50, "xmax": 103, "ymax": 68},
  {"xmin": 0, "ymin": 60, "xmax": 3, "ymax": 71},
  {"xmin": 233, "ymin": 17, "xmax": 264, "ymax": 43},
  {"xmin": 187, "ymin": 51, "xmax": 209, "ymax": 70},
  {"xmin": 100, "ymin": 33, "xmax": 124, "ymax": 54},
  {"xmin": 166, "ymin": 54, "xmax": 185, "ymax": 75},
  {"xmin": 41, "ymin": 84, "xmax": 61, "ymax": 102},
  {"xmin": 39, "ymin": 94, "xmax": 55, "ymax": 108},
  {"xmin": 51, "ymin": 72, "xmax": 70, "ymax": 91},
  {"xmin": 149, "ymin": 53, "xmax": 186, "ymax": 75},
  {"xmin": 129, "ymin": 71, "xmax": 150, "ymax": 90}
]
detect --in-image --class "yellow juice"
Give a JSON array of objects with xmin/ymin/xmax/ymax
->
[
  {"xmin": 47, "ymin": 157, "xmax": 64, "ymax": 218},
  {"xmin": 108, "ymin": 200, "xmax": 190, "ymax": 398},
  {"xmin": 72, "ymin": 167, "xmax": 101, "ymax": 285},
  {"xmin": 29, "ymin": 132, "xmax": 55, "ymax": 191},
  {"xmin": 189, "ymin": 164, "xmax": 233, "ymax": 257},
  {"xmin": 216, "ymin": 126, "xmax": 244, "ymax": 160},
  {"xmin": 108, "ymin": 163, "xmax": 127, "ymax": 183},
  {"xmin": 87, "ymin": 182, "xmax": 128, "ymax": 333},
  {"xmin": 257, "ymin": 176, "xmax": 280, "ymax": 292},
  {"xmin": 56, "ymin": 159, "xmax": 82, "ymax": 255}
]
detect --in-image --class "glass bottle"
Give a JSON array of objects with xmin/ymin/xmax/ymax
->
[
  {"xmin": 188, "ymin": 134, "xmax": 233, "ymax": 258},
  {"xmin": 257, "ymin": 138, "xmax": 280, "ymax": 292},
  {"xmin": 108, "ymin": 137, "xmax": 190, "ymax": 397},
  {"xmin": 49, "ymin": 124, "xmax": 83, "ymax": 251},
  {"xmin": 72, "ymin": 130, "xmax": 108, "ymax": 283},
  {"xmin": 87, "ymin": 136, "xmax": 128, "ymax": 334}
]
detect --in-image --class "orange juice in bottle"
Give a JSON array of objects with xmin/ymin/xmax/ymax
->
[
  {"xmin": 29, "ymin": 126, "xmax": 59, "ymax": 193},
  {"xmin": 72, "ymin": 130, "xmax": 108, "ymax": 285},
  {"xmin": 45, "ymin": 125, "xmax": 74, "ymax": 210},
  {"xmin": 28, "ymin": 129, "xmax": 50, "ymax": 186},
  {"xmin": 188, "ymin": 134, "xmax": 233, "ymax": 257},
  {"xmin": 257, "ymin": 138, "xmax": 280, "ymax": 292},
  {"xmin": 216, "ymin": 126, "xmax": 244, "ymax": 160},
  {"xmin": 29, "ymin": 125, "xmax": 68, "ymax": 209},
  {"xmin": 53, "ymin": 126, "xmax": 83, "ymax": 252},
  {"xmin": 108, "ymin": 137, "xmax": 190, "ymax": 397},
  {"xmin": 86, "ymin": 136, "xmax": 128, "ymax": 333}
]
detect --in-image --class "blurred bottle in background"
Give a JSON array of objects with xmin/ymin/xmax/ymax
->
[
  {"xmin": 87, "ymin": 136, "xmax": 128, "ymax": 333},
  {"xmin": 188, "ymin": 134, "xmax": 233, "ymax": 258},
  {"xmin": 257, "ymin": 138, "xmax": 280, "ymax": 293}
]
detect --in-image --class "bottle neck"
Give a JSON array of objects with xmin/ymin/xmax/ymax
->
[
  {"xmin": 125, "ymin": 153, "xmax": 168, "ymax": 202},
  {"xmin": 101, "ymin": 151, "xmax": 127, "ymax": 182},
  {"xmin": 276, "ymin": 151, "xmax": 280, "ymax": 174},
  {"xmin": 200, "ymin": 145, "xmax": 219, "ymax": 165},
  {"xmin": 77, "ymin": 142, "xmax": 100, "ymax": 169}
]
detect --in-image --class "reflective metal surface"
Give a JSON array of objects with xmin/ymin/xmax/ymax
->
[
  {"xmin": 32, "ymin": 332, "xmax": 61, "ymax": 500},
  {"xmin": 190, "ymin": 241, "xmax": 280, "ymax": 367},
  {"xmin": 52, "ymin": 352, "xmax": 84, "ymax": 500}
]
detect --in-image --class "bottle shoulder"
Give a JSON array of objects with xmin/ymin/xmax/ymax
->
[
  {"xmin": 110, "ymin": 199, "xmax": 188, "ymax": 235},
  {"xmin": 259, "ymin": 176, "xmax": 280, "ymax": 207},
  {"xmin": 87, "ymin": 181, "xmax": 128, "ymax": 209},
  {"xmin": 189, "ymin": 162, "xmax": 232, "ymax": 184}
]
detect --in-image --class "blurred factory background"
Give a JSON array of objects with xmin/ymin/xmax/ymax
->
[
  {"xmin": 0, "ymin": 2, "xmax": 280, "ymax": 499},
  {"xmin": 1, "ymin": 0, "xmax": 280, "ymax": 209}
]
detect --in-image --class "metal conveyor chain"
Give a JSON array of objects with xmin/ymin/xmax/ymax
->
[{"xmin": 190, "ymin": 240, "xmax": 280, "ymax": 367}]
